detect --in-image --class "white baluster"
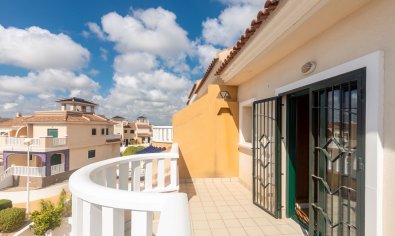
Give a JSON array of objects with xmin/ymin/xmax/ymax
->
[
  {"xmin": 72, "ymin": 196, "xmax": 83, "ymax": 236},
  {"xmin": 157, "ymin": 159, "xmax": 165, "ymax": 189},
  {"xmin": 82, "ymin": 201, "xmax": 102, "ymax": 236},
  {"xmin": 131, "ymin": 211, "xmax": 153, "ymax": 236},
  {"xmin": 132, "ymin": 161, "xmax": 140, "ymax": 192},
  {"xmin": 145, "ymin": 160, "xmax": 152, "ymax": 191},
  {"xmin": 102, "ymin": 207, "xmax": 124, "ymax": 236},
  {"xmin": 105, "ymin": 166, "xmax": 116, "ymax": 188},
  {"xmin": 170, "ymin": 159, "xmax": 178, "ymax": 188},
  {"xmin": 118, "ymin": 163, "xmax": 129, "ymax": 190}
]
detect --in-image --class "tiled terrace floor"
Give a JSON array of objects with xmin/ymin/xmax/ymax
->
[{"xmin": 179, "ymin": 180, "xmax": 306, "ymax": 236}]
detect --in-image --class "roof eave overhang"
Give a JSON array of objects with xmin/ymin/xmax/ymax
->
[{"xmin": 219, "ymin": 0, "xmax": 371, "ymax": 85}]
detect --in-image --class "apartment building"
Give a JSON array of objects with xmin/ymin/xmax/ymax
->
[{"xmin": 0, "ymin": 97, "xmax": 121, "ymax": 188}]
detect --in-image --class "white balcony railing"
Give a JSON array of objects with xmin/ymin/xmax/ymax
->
[
  {"xmin": 105, "ymin": 134, "xmax": 122, "ymax": 141},
  {"xmin": 12, "ymin": 166, "xmax": 46, "ymax": 177},
  {"xmin": 69, "ymin": 143, "xmax": 191, "ymax": 236},
  {"xmin": 51, "ymin": 163, "xmax": 65, "ymax": 175},
  {"xmin": 6, "ymin": 137, "xmax": 40, "ymax": 146},
  {"xmin": 52, "ymin": 138, "xmax": 67, "ymax": 146},
  {"xmin": 152, "ymin": 126, "xmax": 173, "ymax": 143}
]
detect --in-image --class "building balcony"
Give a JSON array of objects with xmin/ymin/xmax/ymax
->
[
  {"xmin": 105, "ymin": 134, "xmax": 122, "ymax": 143},
  {"xmin": 0, "ymin": 136, "xmax": 67, "ymax": 151},
  {"xmin": 69, "ymin": 143, "xmax": 191, "ymax": 236}
]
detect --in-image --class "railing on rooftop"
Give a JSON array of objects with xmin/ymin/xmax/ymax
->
[
  {"xmin": 152, "ymin": 126, "xmax": 173, "ymax": 143},
  {"xmin": 69, "ymin": 143, "xmax": 191, "ymax": 236}
]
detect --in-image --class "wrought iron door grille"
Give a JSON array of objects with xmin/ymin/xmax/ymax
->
[
  {"xmin": 309, "ymin": 69, "xmax": 365, "ymax": 236},
  {"xmin": 253, "ymin": 97, "xmax": 281, "ymax": 218}
]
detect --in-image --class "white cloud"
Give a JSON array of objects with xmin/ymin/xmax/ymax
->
[
  {"xmin": 88, "ymin": 69, "xmax": 100, "ymax": 77},
  {"xmin": 217, "ymin": 0, "xmax": 263, "ymax": 5},
  {"xmin": 86, "ymin": 22, "xmax": 106, "ymax": 40},
  {"xmin": 100, "ymin": 47, "xmax": 108, "ymax": 61},
  {"xmin": 101, "ymin": 8, "xmax": 190, "ymax": 59},
  {"xmin": 196, "ymin": 44, "xmax": 219, "ymax": 68},
  {"xmin": 0, "ymin": 69, "xmax": 100, "ymax": 117},
  {"xmin": 0, "ymin": 24, "xmax": 90, "ymax": 71},
  {"xmin": 202, "ymin": 1, "xmax": 264, "ymax": 47},
  {"xmin": 102, "ymin": 70, "xmax": 192, "ymax": 125},
  {"xmin": 0, "ymin": 69, "xmax": 99, "ymax": 97},
  {"xmin": 113, "ymin": 52, "xmax": 158, "ymax": 75},
  {"xmin": 3, "ymin": 103, "xmax": 18, "ymax": 110}
]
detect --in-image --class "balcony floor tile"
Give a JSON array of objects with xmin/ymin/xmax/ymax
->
[{"xmin": 180, "ymin": 181, "xmax": 306, "ymax": 236}]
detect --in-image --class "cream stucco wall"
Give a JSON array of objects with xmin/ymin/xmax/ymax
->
[
  {"xmin": 32, "ymin": 125, "xmax": 67, "ymax": 138},
  {"xmin": 66, "ymin": 123, "xmax": 114, "ymax": 149},
  {"xmin": 69, "ymin": 143, "xmax": 120, "ymax": 170},
  {"xmin": 235, "ymin": 0, "xmax": 394, "ymax": 234}
]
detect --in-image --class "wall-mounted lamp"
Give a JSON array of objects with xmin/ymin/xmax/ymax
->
[
  {"xmin": 301, "ymin": 61, "xmax": 317, "ymax": 75},
  {"xmin": 218, "ymin": 91, "xmax": 231, "ymax": 100}
]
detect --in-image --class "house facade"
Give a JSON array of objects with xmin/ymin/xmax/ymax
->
[
  {"xmin": 112, "ymin": 115, "xmax": 152, "ymax": 146},
  {"xmin": 135, "ymin": 116, "xmax": 152, "ymax": 144},
  {"xmin": 0, "ymin": 97, "xmax": 121, "ymax": 188},
  {"xmin": 173, "ymin": 0, "xmax": 394, "ymax": 235}
]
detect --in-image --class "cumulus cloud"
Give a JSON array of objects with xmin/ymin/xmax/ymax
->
[
  {"xmin": 196, "ymin": 44, "xmax": 219, "ymax": 68},
  {"xmin": 102, "ymin": 70, "xmax": 192, "ymax": 125},
  {"xmin": 0, "ymin": 69, "xmax": 99, "ymax": 98},
  {"xmin": 101, "ymin": 8, "xmax": 190, "ymax": 59},
  {"xmin": 88, "ymin": 7, "xmax": 195, "ymax": 124},
  {"xmin": 217, "ymin": 0, "xmax": 263, "ymax": 5},
  {"xmin": 202, "ymin": 2, "xmax": 264, "ymax": 47},
  {"xmin": 113, "ymin": 52, "xmax": 158, "ymax": 75},
  {"xmin": 86, "ymin": 22, "xmax": 106, "ymax": 40},
  {"xmin": 0, "ymin": 24, "xmax": 90, "ymax": 71},
  {"xmin": 100, "ymin": 47, "xmax": 108, "ymax": 61},
  {"xmin": 0, "ymin": 69, "xmax": 100, "ymax": 117}
]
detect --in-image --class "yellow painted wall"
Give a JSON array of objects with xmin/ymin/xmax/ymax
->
[{"xmin": 173, "ymin": 84, "xmax": 239, "ymax": 179}]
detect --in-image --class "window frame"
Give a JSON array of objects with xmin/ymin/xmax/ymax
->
[
  {"xmin": 239, "ymin": 98, "xmax": 255, "ymax": 148},
  {"xmin": 92, "ymin": 128, "xmax": 97, "ymax": 135}
]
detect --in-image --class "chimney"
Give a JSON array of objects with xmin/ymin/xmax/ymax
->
[{"xmin": 15, "ymin": 112, "xmax": 22, "ymax": 117}]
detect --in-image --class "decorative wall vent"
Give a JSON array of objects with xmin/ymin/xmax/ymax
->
[{"xmin": 301, "ymin": 61, "xmax": 317, "ymax": 75}]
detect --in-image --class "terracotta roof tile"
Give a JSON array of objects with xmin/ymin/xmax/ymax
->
[
  {"xmin": 0, "ymin": 116, "xmax": 29, "ymax": 127},
  {"xmin": 21, "ymin": 112, "xmax": 113, "ymax": 124},
  {"xmin": 215, "ymin": 0, "xmax": 280, "ymax": 75},
  {"xmin": 24, "ymin": 115, "xmax": 67, "ymax": 123}
]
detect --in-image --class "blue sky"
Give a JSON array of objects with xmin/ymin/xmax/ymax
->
[{"xmin": 0, "ymin": 0, "xmax": 265, "ymax": 124}]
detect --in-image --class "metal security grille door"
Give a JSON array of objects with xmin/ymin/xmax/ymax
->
[
  {"xmin": 309, "ymin": 69, "xmax": 365, "ymax": 236},
  {"xmin": 253, "ymin": 97, "xmax": 281, "ymax": 218}
]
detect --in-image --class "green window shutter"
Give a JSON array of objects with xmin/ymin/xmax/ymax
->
[{"xmin": 47, "ymin": 129, "xmax": 58, "ymax": 138}]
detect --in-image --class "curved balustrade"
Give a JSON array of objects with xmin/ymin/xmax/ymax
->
[{"xmin": 69, "ymin": 143, "xmax": 191, "ymax": 236}]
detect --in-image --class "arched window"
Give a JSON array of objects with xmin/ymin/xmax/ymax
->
[{"xmin": 51, "ymin": 154, "xmax": 62, "ymax": 166}]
